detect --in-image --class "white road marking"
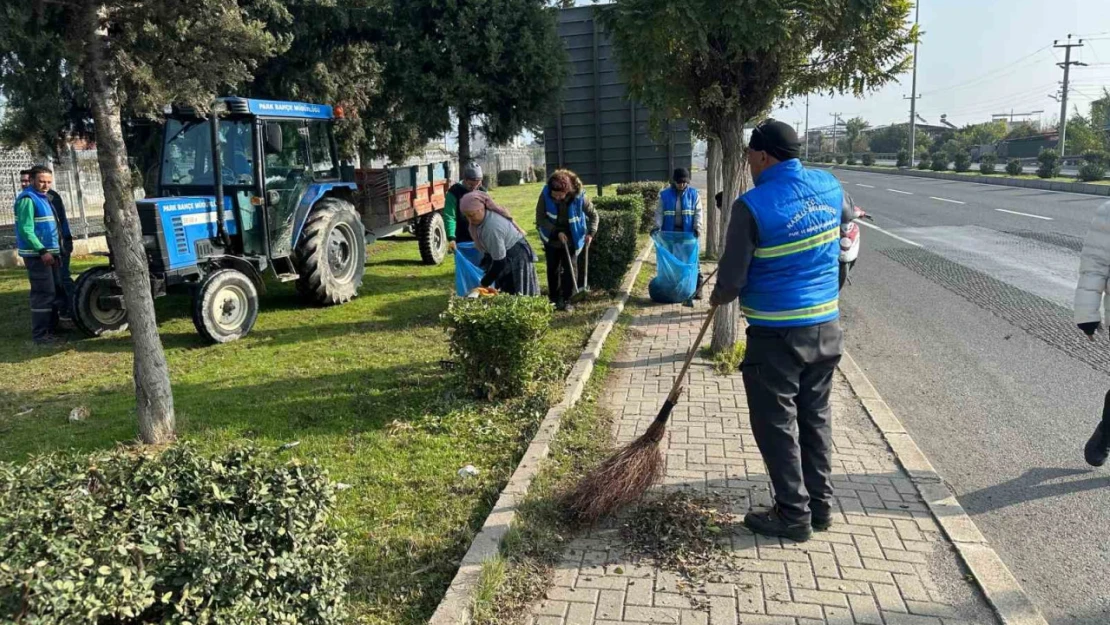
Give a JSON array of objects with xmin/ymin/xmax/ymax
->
[
  {"xmin": 929, "ymin": 196, "xmax": 966, "ymax": 205},
  {"xmin": 856, "ymin": 183, "xmax": 876, "ymax": 188},
  {"xmin": 858, "ymin": 220, "xmax": 923, "ymax": 248},
  {"xmin": 887, "ymin": 188, "xmax": 913, "ymax": 195},
  {"xmin": 995, "ymin": 208, "xmax": 1053, "ymax": 221}
]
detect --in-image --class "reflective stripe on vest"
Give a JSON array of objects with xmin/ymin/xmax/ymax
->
[
  {"xmin": 539, "ymin": 186, "xmax": 587, "ymax": 248},
  {"xmin": 660, "ymin": 187, "xmax": 697, "ymax": 232},
  {"xmin": 742, "ymin": 299, "xmax": 838, "ymax": 323},
  {"xmin": 753, "ymin": 227, "xmax": 839, "ymax": 259}
]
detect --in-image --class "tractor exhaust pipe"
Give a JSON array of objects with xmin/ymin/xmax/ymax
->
[{"xmin": 209, "ymin": 99, "xmax": 232, "ymax": 250}]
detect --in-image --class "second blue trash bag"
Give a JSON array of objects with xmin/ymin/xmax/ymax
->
[
  {"xmin": 649, "ymin": 231, "xmax": 699, "ymax": 303},
  {"xmin": 455, "ymin": 242, "xmax": 485, "ymax": 295}
]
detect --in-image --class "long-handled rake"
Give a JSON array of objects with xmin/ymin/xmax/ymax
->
[
  {"xmin": 563, "ymin": 243, "xmax": 589, "ymax": 303},
  {"xmin": 564, "ymin": 304, "xmax": 719, "ymax": 522}
]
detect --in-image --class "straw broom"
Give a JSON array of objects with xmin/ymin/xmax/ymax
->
[{"xmin": 564, "ymin": 303, "xmax": 719, "ymax": 522}]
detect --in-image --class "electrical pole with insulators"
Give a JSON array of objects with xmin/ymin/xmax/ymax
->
[
  {"xmin": 830, "ymin": 112, "xmax": 842, "ymax": 154},
  {"xmin": 1054, "ymin": 34, "xmax": 1086, "ymax": 156},
  {"xmin": 907, "ymin": 0, "xmax": 920, "ymax": 161}
]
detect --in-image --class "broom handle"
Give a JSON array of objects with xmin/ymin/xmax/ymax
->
[
  {"xmin": 562, "ymin": 242, "xmax": 579, "ymax": 286},
  {"xmin": 667, "ymin": 304, "xmax": 719, "ymax": 403}
]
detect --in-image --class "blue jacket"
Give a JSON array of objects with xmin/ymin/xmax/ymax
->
[
  {"xmin": 14, "ymin": 188, "xmax": 61, "ymax": 258},
  {"xmin": 658, "ymin": 186, "xmax": 699, "ymax": 233},
  {"xmin": 739, "ymin": 159, "xmax": 842, "ymax": 327},
  {"xmin": 538, "ymin": 185, "xmax": 587, "ymax": 250}
]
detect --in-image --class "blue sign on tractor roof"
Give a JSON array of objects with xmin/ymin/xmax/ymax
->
[{"xmin": 243, "ymin": 99, "xmax": 333, "ymax": 120}]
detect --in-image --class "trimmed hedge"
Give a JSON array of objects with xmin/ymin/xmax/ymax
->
[
  {"xmin": 616, "ymin": 181, "xmax": 665, "ymax": 232},
  {"xmin": 0, "ymin": 444, "xmax": 349, "ymax": 624},
  {"xmin": 931, "ymin": 154, "xmax": 949, "ymax": 171},
  {"xmin": 861, "ymin": 153, "xmax": 874, "ymax": 166},
  {"xmin": 1079, "ymin": 151, "xmax": 1107, "ymax": 182},
  {"xmin": 497, "ymin": 169, "xmax": 523, "ymax": 186},
  {"xmin": 590, "ymin": 209, "xmax": 639, "ymax": 291},
  {"xmin": 953, "ymin": 151, "xmax": 971, "ymax": 172},
  {"xmin": 443, "ymin": 295, "xmax": 553, "ymax": 400},
  {"xmin": 979, "ymin": 154, "xmax": 997, "ymax": 174},
  {"xmin": 834, "ymin": 154, "xmax": 845, "ymax": 164},
  {"xmin": 1006, "ymin": 158, "xmax": 1023, "ymax": 176},
  {"xmin": 593, "ymin": 194, "xmax": 644, "ymax": 224},
  {"xmin": 896, "ymin": 150, "xmax": 910, "ymax": 168},
  {"xmin": 846, "ymin": 154, "xmax": 857, "ymax": 165},
  {"xmin": 531, "ymin": 166, "xmax": 546, "ymax": 182},
  {"xmin": 917, "ymin": 157, "xmax": 930, "ymax": 170},
  {"xmin": 1037, "ymin": 149, "xmax": 1060, "ymax": 179}
]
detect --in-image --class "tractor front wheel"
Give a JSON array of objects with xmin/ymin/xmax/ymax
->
[
  {"xmin": 417, "ymin": 211, "xmax": 447, "ymax": 265},
  {"xmin": 295, "ymin": 197, "xmax": 366, "ymax": 304},
  {"xmin": 73, "ymin": 266, "xmax": 129, "ymax": 337},
  {"xmin": 192, "ymin": 268, "xmax": 259, "ymax": 343}
]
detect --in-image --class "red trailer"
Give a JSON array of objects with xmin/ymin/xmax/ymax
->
[{"xmin": 355, "ymin": 160, "xmax": 451, "ymax": 265}]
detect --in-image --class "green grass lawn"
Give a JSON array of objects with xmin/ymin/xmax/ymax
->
[{"xmin": 0, "ymin": 182, "xmax": 628, "ymax": 624}]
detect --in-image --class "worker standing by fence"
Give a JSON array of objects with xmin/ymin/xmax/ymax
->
[{"xmin": 14, "ymin": 166, "xmax": 68, "ymax": 345}]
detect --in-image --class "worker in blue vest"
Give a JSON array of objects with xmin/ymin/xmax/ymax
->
[
  {"xmin": 653, "ymin": 167, "xmax": 704, "ymax": 299},
  {"xmin": 710, "ymin": 120, "xmax": 859, "ymax": 543},
  {"xmin": 14, "ymin": 165, "xmax": 69, "ymax": 345},
  {"xmin": 535, "ymin": 169, "xmax": 598, "ymax": 312}
]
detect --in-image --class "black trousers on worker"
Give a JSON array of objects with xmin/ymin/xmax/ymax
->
[
  {"xmin": 25, "ymin": 256, "xmax": 68, "ymax": 342},
  {"xmin": 543, "ymin": 242, "xmax": 585, "ymax": 307},
  {"xmin": 741, "ymin": 320, "xmax": 843, "ymax": 525}
]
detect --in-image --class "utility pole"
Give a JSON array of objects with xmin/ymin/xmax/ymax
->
[
  {"xmin": 804, "ymin": 95, "xmax": 810, "ymax": 160},
  {"xmin": 830, "ymin": 112, "xmax": 842, "ymax": 154},
  {"xmin": 907, "ymin": 0, "xmax": 921, "ymax": 161},
  {"xmin": 1054, "ymin": 34, "xmax": 1086, "ymax": 156}
]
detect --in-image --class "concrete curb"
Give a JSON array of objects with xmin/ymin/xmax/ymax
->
[
  {"xmin": 833, "ymin": 164, "xmax": 1110, "ymax": 196},
  {"xmin": 838, "ymin": 351, "xmax": 1048, "ymax": 625},
  {"xmin": 0, "ymin": 236, "xmax": 109, "ymax": 268},
  {"xmin": 428, "ymin": 239, "xmax": 656, "ymax": 625}
]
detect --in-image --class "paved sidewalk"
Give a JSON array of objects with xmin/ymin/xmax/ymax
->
[{"xmin": 526, "ymin": 292, "xmax": 998, "ymax": 625}]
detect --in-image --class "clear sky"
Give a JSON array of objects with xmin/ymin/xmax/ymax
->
[{"xmin": 771, "ymin": 0, "xmax": 1110, "ymax": 132}]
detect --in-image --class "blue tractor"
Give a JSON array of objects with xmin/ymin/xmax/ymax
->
[{"xmin": 73, "ymin": 98, "xmax": 374, "ymax": 343}]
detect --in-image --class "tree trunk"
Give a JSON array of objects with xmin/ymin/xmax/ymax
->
[
  {"xmin": 711, "ymin": 118, "xmax": 753, "ymax": 354},
  {"xmin": 705, "ymin": 137, "xmax": 722, "ymax": 258},
  {"xmin": 457, "ymin": 109, "xmax": 471, "ymax": 169},
  {"xmin": 82, "ymin": 2, "xmax": 176, "ymax": 445}
]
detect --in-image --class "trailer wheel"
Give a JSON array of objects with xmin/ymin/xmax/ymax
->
[
  {"xmin": 192, "ymin": 268, "xmax": 259, "ymax": 344},
  {"xmin": 73, "ymin": 266, "xmax": 128, "ymax": 337},
  {"xmin": 295, "ymin": 197, "xmax": 366, "ymax": 305},
  {"xmin": 417, "ymin": 211, "xmax": 447, "ymax": 266}
]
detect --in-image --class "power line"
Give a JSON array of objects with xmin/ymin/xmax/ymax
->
[{"xmin": 919, "ymin": 46, "xmax": 1051, "ymax": 96}]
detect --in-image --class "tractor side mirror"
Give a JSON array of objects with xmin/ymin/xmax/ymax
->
[{"xmin": 263, "ymin": 123, "xmax": 283, "ymax": 155}]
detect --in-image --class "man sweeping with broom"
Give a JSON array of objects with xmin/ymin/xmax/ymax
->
[
  {"xmin": 708, "ymin": 119, "xmax": 859, "ymax": 542},
  {"xmin": 564, "ymin": 121, "xmax": 858, "ymax": 539}
]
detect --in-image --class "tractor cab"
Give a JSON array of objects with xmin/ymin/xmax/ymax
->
[{"xmin": 74, "ymin": 98, "xmax": 366, "ymax": 343}]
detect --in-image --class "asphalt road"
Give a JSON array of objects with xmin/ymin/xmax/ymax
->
[{"xmin": 828, "ymin": 169, "xmax": 1110, "ymax": 625}]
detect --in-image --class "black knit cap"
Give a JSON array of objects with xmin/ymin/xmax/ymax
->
[
  {"xmin": 672, "ymin": 167, "xmax": 690, "ymax": 183},
  {"xmin": 749, "ymin": 119, "xmax": 801, "ymax": 162}
]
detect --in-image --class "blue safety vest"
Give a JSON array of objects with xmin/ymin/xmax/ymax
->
[
  {"xmin": 739, "ymin": 159, "xmax": 842, "ymax": 328},
  {"xmin": 14, "ymin": 188, "xmax": 60, "ymax": 258},
  {"xmin": 659, "ymin": 186, "xmax": 698, "ymax": 232},
  {"xmin": 538, "ymin": 186, "xmax": 587, "ymax": 249}
]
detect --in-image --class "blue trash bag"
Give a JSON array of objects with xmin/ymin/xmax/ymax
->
[
  {"xmin": 455, "ymin": 242, "xmax": 485, "ymax": 296},
  {"xmin": 649, "ymin": 231, "xmax": 699, "ymax": 303}
]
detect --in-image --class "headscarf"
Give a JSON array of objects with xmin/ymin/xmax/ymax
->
[{"xmin": 460, "ymin": 190, "xmax": 526, "ymax": 252}]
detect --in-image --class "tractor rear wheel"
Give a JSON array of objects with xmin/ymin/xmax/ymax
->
[
  {"xmin": 295, "ymin": 197, "xmax": 366, "ymax": 304},
  {"xmin": 417, "ymin": 211, "xmax": 447, "ymax": 265},
  {"xmin": 73, "ymin": 266, "xmax": 129, "ymax": 337},
  {"xmin": 192, "ymin": 268, "xmax": 259, "ymax": 343}
]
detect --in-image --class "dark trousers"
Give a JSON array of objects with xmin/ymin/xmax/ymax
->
[
  {"xmin": 58, "ymin": 252, "xmax": 75, "ymax": 318},
  {"xmin": 25, "ymin": 256, "xmax": 67, "ymax": 341},
  {"xmin": 543, "ymin": 243, "xmax": 584, "ymax": 306},
  {"xmin": 741, "ymin": 320, "xmax": 843, "ymax": 524}
]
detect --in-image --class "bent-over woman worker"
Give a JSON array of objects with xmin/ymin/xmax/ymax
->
[{"xmin": 460, "ymin": 191, "xmax": 540, "ymax": 296}]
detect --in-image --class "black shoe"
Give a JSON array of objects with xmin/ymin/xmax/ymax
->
[
  {"xmin": 812, "ymin": 512, "xmax": 832, "ymax": 531},
  {"xmin": 744, "ymin": 506, "xmax": 812, "ymax": 542},
  {"xmin": 1084, "ymin": 422, "xmax": 1109, "ymax": 467},
  {"xmin": 33, "ymin": 335, "xmax": 65, "ymax": 347}
]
